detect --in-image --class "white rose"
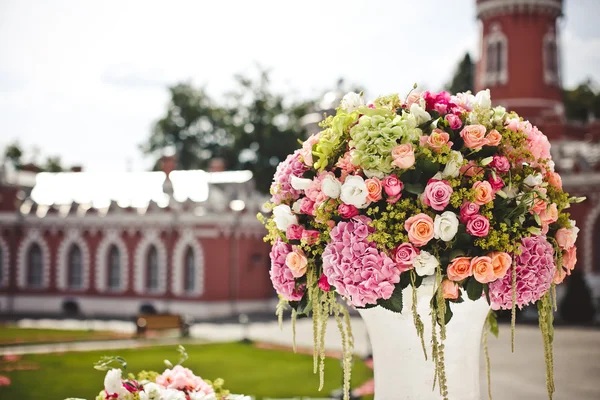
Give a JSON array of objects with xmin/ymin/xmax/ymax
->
[
  {"xmin": 104, "ymin": 369, "xmax": 124, "ymax": 395},
  {"xmin": 162, "ymin": 389, "xmax": 187, "ymax": 400},
  {"xmin": 410, "ymin": 103, "xmax": 432, "ymax": 125},
  {"xmin": 441, "ymin": 150, "xmax": 463, "ymax": 178},
  {"xmin": 414, "ymin": 251, "xmax": 439, "ymax": 277},
  {"xmin": 569, "ymin": 220, "xmax": 580, "ymax": 240},
  {"xmin": 189, "ymin": 392, "xmax": 217, "ymax": 400},
  {"xmin": 504, "ymin": 187, "xmax": 520, "ymax": 199},
  {"xmin": 524, "ymin": 174, "xmax": 543, "ymax": 187},
  {"xmin": 475, "ymin": 89, "xmax": 492, "ymax": 109},
  {"xmin": 434, "ymin": 211, "xmax": 459, "ymax": 242},
  {"xmin": 341, "ymin": 92, "xmax": 364, "ymax": 113},
  {"xmin": 451, "ymin": 91, "xmax": 475, "ymax": 110},
  {"xmin": 290, "ymin": 176, "xmax": 312, "ymax": 191},
  {"xmin": 272, "ymin": 204, "xmax": 298, "ymax": 231},
  {"xmin": 140, "ymin": 383, "xmax": 164, "ymax": 400},
  {"xmin": 340, "ymin": 175, "xmax": 369, "ymax": 209},
  {"xmin": 291, "ymin": 200, "xmax": 302, "ymax": 214},
  {"xmin": 321, "ymin": 175, "xmax": 342, "ymax": 198}
]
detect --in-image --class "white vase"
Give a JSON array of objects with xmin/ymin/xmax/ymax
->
[{"xmin": 357, "ymin": 279, "xmax": 490, "ymax": 400}]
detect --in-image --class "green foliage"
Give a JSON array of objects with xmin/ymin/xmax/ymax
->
[
  {"xmin": 563, "ymin": 79, "xmax": 600, "ymax": 122},
  {"xmin": 93, "ymin": 356, "xmax": 127, "ymax": 371},
  {"xmin": 445, "ymin": 53, "xmax": 474, "ymax": 94},
  {"xmin": 466, "ymin": 277, "xmax": 483, "ymax": 301}
]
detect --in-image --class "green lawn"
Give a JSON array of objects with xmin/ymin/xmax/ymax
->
[
  {"xmin": 0, "ymin": 343, "xmax": 374, "ymax": 400},
  {"xmin": 0, "ymin": 326, "xmax": 130, "ymax": 345}
]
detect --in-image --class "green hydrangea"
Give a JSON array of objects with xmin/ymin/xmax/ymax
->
[{"xmin": 313, "ymin": 111, "xmax": 359, "ymax": 171}]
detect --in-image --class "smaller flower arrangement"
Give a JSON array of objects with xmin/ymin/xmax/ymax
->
[{"xmin": 66, "ymin": 346, "xmax": 249, "ymax": 400}]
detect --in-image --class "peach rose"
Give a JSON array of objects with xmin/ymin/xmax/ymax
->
[
  {"xmin": 365, "ymin": 178, "xmax": 383, "ymax": 202},
  {"xmin": 556, "ymin": 227, "xmax": 577, "ymax": 250},
  {"xmin": 488, "ymin": 251, "xmax": 512, "ymax": 280},
  {"xmin": 460, "ymin": 124, "xmax": 488, "ymax": 149},
  {"xmin": 553, "ymin": 267, "xmax": 567, "ymax": 284},
  {"xmin": 471, "ymin": 256, "xmax": 496, "ymax": 283},
  {"xmin": 447, "ymin": 256, "xmax": 473, "ymax": 281},
  {"xmin": 285, "ymin": 246, "xmax": 308, "ymax": 278},
  {"xmin": 485, "ymin": 129, "xmax": 502, "ymax": 146},
  {"xmin": 540, "ymin": 203, "xmax": 558, "ymax": 225},
  {"xmin": 460, "ymin": 161, "xmax": 484, "ymax": 177},
  {"xmin": 530, "ymin": 188, "xmax": 548, "ymax": 215},
  {"xmin": 473, "ymin": 181, "xmax": 495, "ymax": 205},
  {"xmin": 392, "ymin": 144, "xmax": 415, "ymax": 169},
  {"xmin": 563, "ymin": 246, "xmax": 577, "ymax": 273},
  {"xmin": 404, "ymin": 213, "xmax": 435, "ymax": 247},
  {"xmin": 547, "ymin": 171, "xmax": 562, "ymax": 190},
  {"xmin": 423, "ymin": 129, "xmax": 453, "ymax": 153},
  {"xmin": 442, "ymin": 279, "xmax": 459, "ymax": 300}
]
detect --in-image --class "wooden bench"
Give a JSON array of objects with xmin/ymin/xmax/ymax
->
[{"xmin": 135, "ymin": 314, "xmax": 190, "ymax": 337}]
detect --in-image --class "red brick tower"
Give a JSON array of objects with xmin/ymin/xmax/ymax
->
[{"xmin": 475, "ymin": 0, "xmax": 564, "ymax": 139}]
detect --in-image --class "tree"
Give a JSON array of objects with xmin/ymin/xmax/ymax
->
[
  {"xmin": 445, "ymin": 53, "xmax": 474, "ymax": 94},
  {"xmin": 4, "ymin": 142, "xmax": 23, "ymax": 168},
  {"xmin": 563, "ymin": 79, "xmax": 600, "ymax": 122},
  {"xmin": 44, "ymin": 156, "xmax": 64, "ymax": 172}
]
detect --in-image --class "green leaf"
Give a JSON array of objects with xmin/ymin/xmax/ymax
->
[
  {"xmin": 377, "ymin": 284, "xmax": 403, "ymax": 313},
  {"xmin": 488, "ymin": 311, "xmax": 499, "ymax": 338},
  {"xmin": 356, "ymin": 302, "xmax": 378, "ymax": 310},
  {"xmin": 444, "ymin": 301, "xmax": 454, "ymax": 324},
  {"xmin": 404, "ymin": 182, "xmax": 425, "ymax": 195},
  {"xmin": 483, "ymin": 284, "xmax": 491, "ymax": 305},
  {"xmin": 466, "ymin": 278, "xmax": 483, "ymax": 301}
]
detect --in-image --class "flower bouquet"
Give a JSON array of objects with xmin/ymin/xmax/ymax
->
[
  {"xmin": 258, "ymin": 87, "xmax": 583, "ymax": 400},
  {"xmin": 67, "ymin": 346, "xmax": 249, "ymax": 400}
]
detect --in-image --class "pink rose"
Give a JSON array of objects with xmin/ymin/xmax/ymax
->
[
  {"xmin": 299, "ymin": 198, "xmax": 316, "ymax": 216},
  {"xmin": 421, "ymin": 128, "xmax": 453, "ymax": 153},
  {"xmin": 547, "ymin": 171, "xmax": 562, "ymax": 189},
  {"xmin": 286, "ymin": 246, "xmax": 308, "ymax": 278},
  {"xmin": 445, "ymin": 113, "xmax": 463, "ymax": 130},
  {"xmin": 540, "ymin": 203, "xmax": 558, "ymax": 225},
  {"xmin": 434, "ymin": 103, "xmax": 448, "ymax": 115},
  {"xmin": 365, "ymin": 178, "xmax": 383, "ymax": 202},
  {"xmin": 300, "ymin": 133, "xmax": 320, "ymax": 167},
  {"xmin": 490, "ymin": 155, "xmax": 510, "ymax": 172},
  {"xmin": 488, "ymin": 174, "xmax": 504, "ymax": 192},
  {"xmin": 460, "ymin": 161, "xmax": 484, "ymax": 177},
  {"xmin": 472, "ymin": 181, "xmax": 495, "ymax": 205},
  {"xmin": 318, "ymin": 274, "xmax": 331, "ymax": 292},
  {"xmin": 442, "ymin": 279, "xmax": 460, "ymax": 300},
  {"xmin": 460, "ymin": 124, "xmax": 488, "ymax": 149},
  {"xmin": 556, "ymin": 227, "xmax": 577, "ymax": 250},
  {"xmin": 391, "ymin": 144, "xmax": 415, "ymax": 169},
  {"xmin": 466, "ymin": 214, "xmax": 490, "ymax": 237},
  {"xmin": 405, "ymin": 92, "xmax": 422, "ymax": 108},
  {"xmin": 338, "ymin": 203, "xmax": 359, "ymax": 219},
  {"xmin": 383, "ymin": 175, "xmax": 403, "ymax": 198},
  {"xmin": 301, "ymin": 230, "xmax": 320, "ymax": 245},
  {"xmin": 393, "ymin": 243, "xmax": 420, "ymax": 272},
  {"xmin": 286, "ymin": 224, "xmax": 304, "ymax": 241},
  {"xmin": 405, "ymin": 213, "xmax": 435, "ymax": 247},
  {"xmin": 459, "ymin": 202, "xmax": 480, "ymax": 224},
  {"xmin": 423, "ymin": 179, "xmax": 453, "ymax": 211}
]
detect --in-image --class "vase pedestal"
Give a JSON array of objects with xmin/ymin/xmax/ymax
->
[{"xmin": 357, "ymin": 281, "xmax": 490, "ymax": 400}]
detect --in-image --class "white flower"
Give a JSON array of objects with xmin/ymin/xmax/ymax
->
[
  {"xmin": 291, "ymin": 200, "xmax": 302, "ymax": 214},
  {"xmin": 104, "ymin": 369, "xmax": 123, "ymax": 395},
  {"xmin": 475, "ymin": 89, "xmax": 492, "ymax": 109},
  {"xmin": 340, "ymin": 175, "xmax": 369, "ymax": 209},
  {"xmin": 272, "ymin": 204, "xmax": 298, "ymax": 231},
  {"xmin": 341, "ymin": 92, "xmax": 364, "ymax": 113},
  {"xmin": 547, "ymin": 160, "xmax": 556, "ymax": 172},
  {"xmin": 189, "ymin": 392, "xmax": 217, "ymax": 400},
  {"xmin": 227, "ymin": 396, "xmax": 252, "ymax": 400},
  {"xmin": 569, "ymin": 219, "xmax": 580, "ymax": 239},
  {"xmin": 140, "ymin": 383, "xmax": 164, "ymax": 400},
  {"xmin": 321, "ymin": 175, "xmax": 342, "ymax": 198},
  {"xmin": 504, "ymin": 187, "xmax": 520, "ymax": 199},
  {"xmin": 162, "ymin": 389, "xmax": 187, "ymax": 400},
  {"xmin": 413, "ymin": 251, "xmax": 439, "ymax": 277},
  {"xmin": 409, "ymin": 103, "xmax": 432, "ymax": 125},
  {"xmin": 451, "ymin": 91, "xmax": 475, "ymax": 110},
  {"xmin": 441, "ymin": 150, "xmax": 463, "ymax": 178},
  {"xmin": 434, "ymin": 212, "xmax": 459, "ymax": 242},
  {"xmin": 524, "ymin": 174, "xmax": 543, "ymax": 187},
  {"xmin": 290, "ymin": 176, "xmax": 312, "ymax": 191}
]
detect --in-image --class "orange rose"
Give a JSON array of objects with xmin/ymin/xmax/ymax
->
[
  {"xmin": 442, "ymin": 279, "xmax": 459, "ymax": 300},
  {"xmin": 446, "ymin": 256, "xmax": 472, "ymax": 281},
  {"xmin": 530, "ymin": 188, "xmax": 547, "ymax": 215},
  {"xmin": 563, "ymin": 246, "xmax": 577, "ymax": 273},
  {"xmin": 460, "ymin": 161, "xmax": 484, "ymax": 177},
  {"xmin": 285, "ymin": 246, "xmax": 308, "ymax": 278},
  {"xmin": 460, "ymin": 124, "xmax": 488, "ymax": 149},
  {"xmin": 488, "ymin": 251, "xmax": 512, "ymax": 280},
  {"xmin": 553, "ymin": 267, "xmax": 567, "ymax": 284},
  {"xmin": 485, "ymin": 129, "xmax": 502, "ymax": 146},
  {"xmin": 471, "ymin": 256, "xmax": 495, "ymax": 283},
  {"xmin": 540, "ymin": 203, "xmax": 558, "ymax": 225},
  {"xmin": 365, "ymin": 178, "xmax": 383, "ymax": 202},
  {"xmin": 547, "ymin": 171, "xmax": 562, "ymax": 190},
  {"xmin": 426, "ymin": 129, "xmax": 452, "ymax": 152},
  {"xmin": 473, "ymin": 181, "xmax": 495, "ymax": 205},
  {"xmin": 404, "ymin": 213, "xmax": 435, "ymax": 247}
]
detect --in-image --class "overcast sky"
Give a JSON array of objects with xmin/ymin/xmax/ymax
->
[{"xmin": 1, "ymin": 0, "xmax": 599, "ymax": 173}]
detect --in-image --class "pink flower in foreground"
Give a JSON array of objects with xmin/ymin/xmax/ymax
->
[
  {"xmin": 490, "ymin": 155, "xmax": 510, "ymax": 172},
  {"xmin": 338, "ymin": 203, "xmax": 359, "ymax": 219},
  {"xmin": 405, "ymin": 213, "xmax": 435, "ymax": 247},
  {"xmin": 301, "ymin": 229, "xmax": 320, "ymax": 245},
  {"xmin": 269, "ymin": 239, "xmax": 305, "ymax": 301},
  {"xmin": 156, "ymin": 365, "xmax": 214, "ymax": 394},
  {"xmin": 393, "ymin": 243, "xmax": 420, "ymax": 272},
  {"xmin": 556, "ymin": 227, "xmax": 578, "ymax": 250},
  {"xmin": 445, "ymin": 113, "xmax": 462, "ymax": 130},
  {"xmin": 269, "ymin": 150, "xmax": 309, "ymax": 204},
  {"xmin": 490, "ymin": 235, "xmax": 556, "ymax": 310},
  {"xmin": 442, "ymin": 280, "xmax": 459, "ymax": 300},
  {"xmin": 391, "ymin": 144, "xmax": 415, "ymax": 169},
  {"xmin": 318, "ymin": 274, "xmax": 331, "ymax": 292},
  {"xmin": 423, "ymin": 179, "xmax": 453, "ymax": 211},
  {"xmin": 286, "ymin": 224, "xmax": 304, "ymax": 241},
  {"xmin": 460, "ymin": 124, "xmax": 488, "ymax": 149},
  {"xmin": 322, "ymin": 219, "xmax": 400, "ymax": 307},
  {"xmin": 459, "ymin": 202, "xmax": 480, "ymax": 224},
  {"xmin": 466, "ymin": 214, "xmax": 490, "ymax": 237}
]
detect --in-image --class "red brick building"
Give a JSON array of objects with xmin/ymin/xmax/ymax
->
[
  {"xmin": 0, "ymin": 157, "xmax": 274, "ymax": 319},
  {"xmin": 476, "ymin": 0, "xmax": 600, "ymax": 301}
]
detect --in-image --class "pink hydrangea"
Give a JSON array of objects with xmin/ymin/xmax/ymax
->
[
  {"xmin": 322, "ymin": 219, "xmax": 400, "ymax": 307},
  {"xmin": 270, "ymin": 150, "xmax": 309, "ymax": 204},
  {"xmin": 269, "ymin": 239, "xmax": 305, "ymax": 301},
  {"xmin": 156, "ymin": 365, "xmax": 214, "ymax": 395},
  {"xmin": 489, "ymin": 235, "xmax": 556, "ymax": 310}
]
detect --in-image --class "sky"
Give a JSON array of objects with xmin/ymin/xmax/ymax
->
[{"xmin": 0, "ymin": 0, "xmax": 599, "ymax": 173}]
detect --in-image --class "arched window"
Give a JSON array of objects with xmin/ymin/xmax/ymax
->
[
  {"xmin": 67, "ymin": 245, "xmax": 83, "ymax": 289},
  {"xmin": 27, "ymin": 243, "xmax": 43, "ymax": 288},
  {"xmin": 146, "ymin": 246, "xmax": 159, "ymax": 291},
  {"xmin": 184, "ymin": 247, "xmax": 195, "ymax": 293},
  {"xmin": 483, "ymin": 24, "xmax": 508, "ymax": 86},
  {"xmin": 107, "ymin": 245, "xmax": 121, "ymax": 290},
  {"xmin": 543, "ymin": 28, "xmax": 560, "ymax": 86}
]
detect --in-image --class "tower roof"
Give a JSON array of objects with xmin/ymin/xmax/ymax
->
[{"xmin": 476, "ymin": 0, "xmax": 563, "ymax": 19}]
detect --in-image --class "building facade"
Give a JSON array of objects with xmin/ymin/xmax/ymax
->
[
  {"xmin": 0, "ymin": 157, "xmax": 274, "ymax": 319},
  {"xmin": 476, "ymin": 0, "xmax": 600, "ymax": 301}
]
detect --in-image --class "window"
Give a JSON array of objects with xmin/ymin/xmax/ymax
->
[
  {"xmin": 543, "ymin": 28, "xmax": 560, "ymax": 86},
  {"xmin": 27, "ymin": 243, "xmax": 43, "ymax": 288},
  {"xmin": 146, "ymin": 246, "xmax": 159, "ymax": 291},
  {"xmin": 107, "ymin": 245, "xmax": 121, "ymax": 290},
  {"xmin": 482, "ymin": 24, "xmax": 508, "ymax": 86},
  {"xmin": 67, "ymin": 245, "xmax": 83, "ymax": 289},
  {"xmin": 184, "ymin": 247, "xmax": 195, "ymax": 293}
]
